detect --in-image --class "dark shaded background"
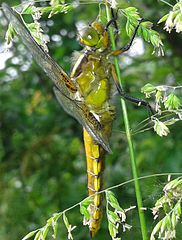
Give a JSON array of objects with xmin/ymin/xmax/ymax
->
[{"xmin": 0, "ymin": 0, "xmax": 181, "ymax": 239}]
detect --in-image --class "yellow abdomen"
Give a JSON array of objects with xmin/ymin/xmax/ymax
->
[{"xmin": 83, "ymin": 129, "xmax": 105, "ymax": 237}]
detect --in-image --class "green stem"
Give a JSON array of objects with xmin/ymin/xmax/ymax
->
[
  {"xmin": 105, "ymin": 4, "xmax": 148, "ymax": 240},
  {"xmin": 159, "ymin": 0, "xmax": 173, "ymax": 8}
]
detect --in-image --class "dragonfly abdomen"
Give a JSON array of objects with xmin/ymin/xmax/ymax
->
[{"xmin": 83, "ymin": 129, "xmax": 105, "ymax": 237}]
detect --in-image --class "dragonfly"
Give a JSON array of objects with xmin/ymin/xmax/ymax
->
[{"xmin": 2, "ymin": 3, "xmax": 151, "ymax": 237}]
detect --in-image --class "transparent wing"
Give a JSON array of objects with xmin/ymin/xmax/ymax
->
[
  {"xmin": 53, "ymin": 87, "xmax": 112, "ymax": 153},
  {"xmin": 2, "ymin": 3, "xmax": 111, "ymax": 153},
  {"xmin": 2, "ymin": 3, "xmax": 77, "ymax": 96}
]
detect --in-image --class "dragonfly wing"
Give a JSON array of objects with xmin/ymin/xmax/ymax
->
[
  {"xmin": 2, "ymin": 3, "xmax": 77, "ymax": 96},
  {"xmin": 53, "ymin": 87, "xmax": 112, "ymax": 153},
  {"xmin": 2, "ymin": 3, "xmax": 112, "ymax": 153}
]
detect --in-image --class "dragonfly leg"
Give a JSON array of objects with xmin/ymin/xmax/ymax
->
[
  {"xmin": 105, "ymin": 8, "xmax": 119, "ymax": 34},
  {"xmin": 111, "ymin": 65, "xmax": 154, "ymax": 115},
  {"xmin": 119, "ymin": 88, "xmax": 154, "ymax": 116},
  {"xmin": 121, "ymin": 93, "xmax": 154, "ymax": 115},
  {"xmin": 112, "ymin": 18, "xmax": 144, "ymax": 56}
]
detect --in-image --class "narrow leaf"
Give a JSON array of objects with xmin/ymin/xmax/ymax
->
[
  {"xmin": 108, "ymin": 210, "xmax": 120, "ymax": 224},
  {"xmin": 108, "ymin": 221, "xmax": 118, "ymax": 238},
  {"xmin": 141, "ymin": 83, "xmax": 156, "ymax": 94},
  {"xmin": 63, "ymin": 213, "xmax": 69, "ymax": 229},
  {"xmin": 5, "ymin": 23, "xmax": 15, "ymax": 44},
  {"xmin": 81, "ymin": 197, "xmax": 93, "ymax": 207},
  {"xmin": 80, "ymin": 205, "xmax": 91, "ymax": 219},
  {"xmin": 150, "ymin": 219, "xmax": 163, "ymax": 240},
  {"xmin": 158, "ymin": 14, "xmax": 169, "ymax": 24},
  {"xmin": 52, "ymin": 221, "xmax": 58, "ymax": 239},
  {"xmin": 106, "ymin": 191, "xmax": 124, "ymax": 212},
  {"xmin": 34, "ymin": 231, "xmax": 41, "ymax": 240},
  {"xmin": 42, "ymin": 225, "xmax": 49, "ymax": 238},
  {"xmin": 22, "ymin": 229, "xmax": 40, "ymax": 240},
  {"xmin": 164, "ymin": 93, "xmax": 181, "ymax": 110},
  {"xmin": 153, "ymin": 119, "xmax": 170, "ymax": 137}
]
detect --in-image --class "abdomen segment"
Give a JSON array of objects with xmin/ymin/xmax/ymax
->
[{"xmin": 83, "ymin": 129, "xmax": 105, "ymax": 237}]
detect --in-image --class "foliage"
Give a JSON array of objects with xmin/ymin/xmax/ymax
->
[
  {"xmin": 22, "ymin": 211, "xmax": 76, "ymax": 240},
  {"xmin": 17, "ymin": 176, "xmax": 182, "ymax": 240},
  {"xmin": 121, "ymin": 7, "xmax": 164, "ymax": 56},
  {"xmin": 141, "ymin": 83, "xmax": 182, "ymax": 136},
  {"xmin": 158, "ymin": 0, "xmax": 182, "ymax": 33},
  {"xmin": 106, "ymin": 190, "xmax": 132, "ymax": 240},
  {"xmin": 151, "ymin": 177, "xmax": 182, "ymax": 240},
  {"xmin": 0, "ymin": 0, "xmax": 182, "ymax": 240}
]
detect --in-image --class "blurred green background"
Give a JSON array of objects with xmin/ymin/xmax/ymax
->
[{"xmin": 0, "ymin": 0, "xmax": 181, "ymax": 239}]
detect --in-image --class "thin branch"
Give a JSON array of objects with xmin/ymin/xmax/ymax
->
[{"xmin": 159, "ymin": 0, "xmax": 173, "ymax": 7}]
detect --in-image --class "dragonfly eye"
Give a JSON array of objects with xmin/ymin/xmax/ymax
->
[{"xmin": 79, "ymin": 27, "xmax": 99, "ymax": 47}]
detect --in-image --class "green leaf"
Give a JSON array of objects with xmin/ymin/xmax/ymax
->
[
  {"xmin": 46, "ymin": 213, "xmax": 60, "ymax": 236},
  {"xmin": 164, "ymin": 178, "xmax": 182, "ymax": 191},
  {"xmin": 150, "ymin": 30, "xmax": 160, "ymax": 46},
  {"xmin": 126, "ymin": 20, "xmax": 135, "ymax": 37},
  {"xmin": 52, "ymin": 220, "xmax": 58, "ymax": 239},
  {"xmin": 5, "ymin": 23, "xmax": 16, "ymax": 44},
  {"xmin": 140, "ymin": 26, "xmax": 150, "ymax": 42},
  {"xmin": 34, "ymin": 231, "xmax": 41, "ymax": 240},
  {"xmin": 81, "ymin": 197, "xmax": 93, "ymax": 207},
  {"xmin": 140, "ymin": 21, "xmax": 154, "ymax": 41},
  {"xmin": 108, "ymin": 210, "xmax": 120, "ymax": 224},
  {"xmin": 171, "ymin": 211, "xmax": 177, "ymax": 228},
  {"xmin": 174, "ymin": 13, "xmax": 182, "ymax": 33},
  {"xmin": 80, "ymin": 205, "xmax": 91, "ymax": 220},
  {"xmin": 122, "ymin": 7, "xmax": 141, "ymax": 37},
  {"xmin": 141, "ymin": 83, "xmax": 156, "ymax": 96},
  {"xmin": 173, "ymin": 2, "xmax": 181, "ymax": 11},
  {"xmin": 138, "ymin": 21, "xmax": 164, "ymax": 55},
  {"xmin": 45, "ymin": 4, "xmax": 74, "ymax": 18},
  {"xmin": 161, "ymin": 1, "xmax": 182, "ymax": 33},
  {"xmin": 26, "ymin": 22, "xmax": 48, "ymax": 52},
  {"xmin": 22, "ymin": 229, "xmax": 40, "ymax": 240},
  {"xmin": 150, "ymin": 219, "xmax": 163, "ymax": 240},
  {"xmin": 164, "ymin": 93, "xmax": 181, "ymax": 110},
  {"xmin": 63, "ymin": 213, "xmax": 76, "ymax": 240},
  {"xmin": 46, "ymin": 217, "xmax": 53, "ymax": 226},
  {"xmin": 123, "ymin": 6, "xmax": 164, "ymax": 54},
  {"xmin": 50, "ymin": 0, "xmax": 61, "ymax": 5},
  {"xmin": 174, "ymin": 200, "xmax": 181, "ymax": 216},
  {"xmin": 153, "ymin": 119, "xmax": 170, "ymax": 137},
  {"xmin": 124, "ymin": 7, "xmax": 140, "ymax": 21},
  {"xmin": 108, "ymin": 221, "xmax": 118, "ymax": 238},
  {"xmin": 155, "ymin": 90, "xmax": 162, "ymax": 103},
  {"xmin": 52, "ymin": 213, "xmax": 62, "ymax": 223},
  {"xmin": 158, "ymin": 14, "xmax": 169, "ymax": 24},
  {"xmin": 165, "ymin": 118, "xmax": 180, "ymax": 126},
  {"xmin": 126, "ymin": 7, "xmax": 138, "ymax": 12},
  {"xmin": 161, "ymin": 215, "xmax": 170, "ymax": 233},
  {"xmin": 122, "ymin": 6, "xmax": 164, "ymax": 55},
  {"xmin": 63, "ymin": 213, "xmax": 69, "ymax": 229},
  {"xmin": 141, "ymin": 21, "xmax": 153, "ymax": 29},
  {"xmin": 42, "ymin": 225, "xmax": 49, "ymax": 238},
  {"xmin": 106, "ymin": 191, "xmax": 124, "ymax": 212},
  {"xmin": 21, "ymin": 5, "xmax": 36, "ymax": 14}
]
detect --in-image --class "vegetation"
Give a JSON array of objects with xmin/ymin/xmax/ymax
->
[{"xmin": 0, "ymin": 0, "xmax": 182, "ymax": 239}]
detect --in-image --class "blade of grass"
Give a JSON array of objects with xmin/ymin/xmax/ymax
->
[
  {"xmin": 105, "ymin": 4, "xmax": 148, "ymax": 240},
  {"xmin": 159, "ymin": 0, "xmax": 173, "ymax": 8}
]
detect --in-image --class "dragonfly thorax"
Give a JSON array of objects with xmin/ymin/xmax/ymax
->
[{"xmin": 78, "ymin": 21, "xmax": 109, "ymax": 51}]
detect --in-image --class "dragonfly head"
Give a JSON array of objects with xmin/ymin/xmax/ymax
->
[{"xmin": 78, "ymin": 22, "xmax": 109, "ymax": 51}]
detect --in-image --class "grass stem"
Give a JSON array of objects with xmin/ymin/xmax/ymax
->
[{"xmin": 105, "ymin": 4, "xmax": 148, "ymax": 240}]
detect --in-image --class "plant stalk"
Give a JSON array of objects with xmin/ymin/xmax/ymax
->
[{"xmin": 105, "ymin": 4, "xmax": 148, "ymax": 240}]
